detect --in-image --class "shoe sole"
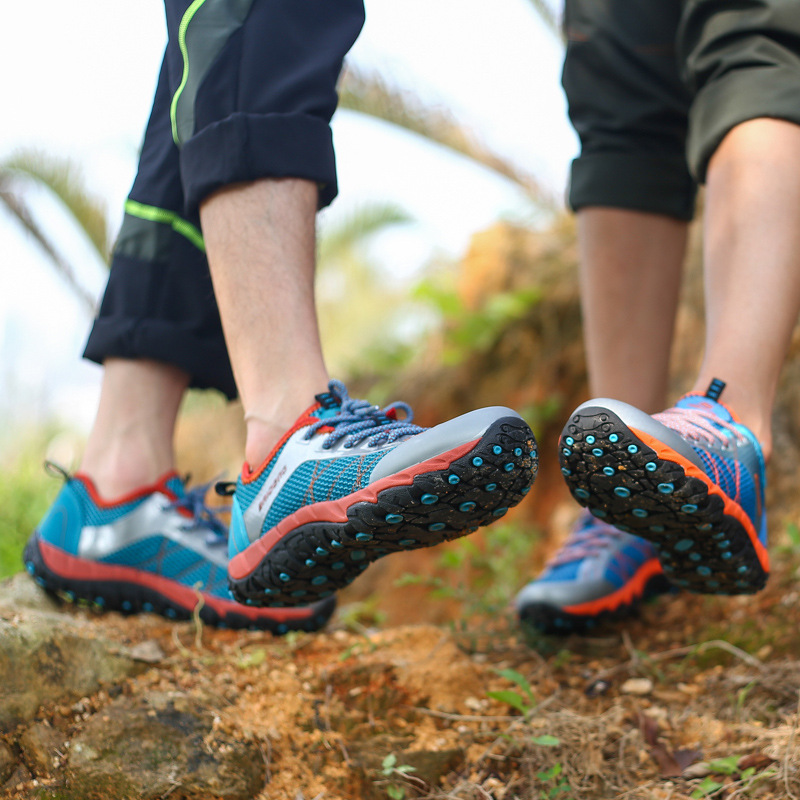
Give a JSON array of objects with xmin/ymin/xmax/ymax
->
[
  {"xmin": 229, "ymin": 417, "xmax": 537, "ymax": 606},
  {"xmin": 518, "ymin": 567, "xmax": 672, "ymax": 636},
  {"xmin": 23, "ymin": 534, "xmax": 335, "ymax": 633},
  {"xmin": 559, "ymin": 406, "xmax": 769, "ymax": 595}
]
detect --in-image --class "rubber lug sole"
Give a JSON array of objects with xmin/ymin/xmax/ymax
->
[
  {"xmin": 559, "ymin": 406, "xmax": 768, "ymax": 595},
  {"xmin": 23, "ymin": 535, "xmax": 335, "ymax": 633},
  {"xmin": 230, "ymin": 416, "xmax": 537, "ymax": 606}
]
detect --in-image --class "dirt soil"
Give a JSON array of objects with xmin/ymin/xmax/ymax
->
[{"xmin": 5, "ymin": 545, "xmax": 800, "ymax": 800}]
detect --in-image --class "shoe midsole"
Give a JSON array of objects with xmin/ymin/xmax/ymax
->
[
  {"xmin": 34, "ymin": 537, "xmax": 316, "ymax": 622},
  {"xmin": 228, "ymin": 436, "xmax": 480, "ymax": 580}
]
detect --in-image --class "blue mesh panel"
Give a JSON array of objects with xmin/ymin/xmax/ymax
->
[
  {"xmin": 160, "ymin": 542, "xmax": 205, "ymax": 579},
  {"xmin": 235, "ymin": 446, "xmax": 286, "ymax": 510},
  {"xmin": 205, "ymin": 564, "xmax": 228, "ymax": 596},
  {"xmin": 263, "ymin": 462, "xmax": 319, "ymax": 529},
  {"xmin": 604, "ymin": 542, "xmax": 652, "ymax": 585},
  {"xmin": 542, "ymin": 561, "xmax": 581, "ymax": 582},
  {"xmin": 262, "ymin": 451, "xmax": 388, "ymax": 530},
  {"xmin": 72, "ymin": 480, "xmax": 146, "ymax": 526},
  {"xmin": 174, "ymin": 562, "xmax": 213, "ymax": 592},
  {"xmin": 166, "ymin": 476, "xmax": 185, "ymax": 497},
  {"xmin": 696, "ymin": 450, "xmax": 758, "ymax": 521},
  {"xmin": 101, "ymin": 536, "xmax": 163, "ymax": 567}
]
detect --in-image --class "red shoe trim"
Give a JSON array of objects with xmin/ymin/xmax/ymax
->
[
  {"xmin": 630, "ymin": 426, "xmax": 770, "ymax": 574},
  {"xmin": 242, "ymin": 400, "xmax": 324, "ymax": 483},
  {"xmin": 72, "ymin": 471, "xmax": 182, "ymax": 508},
  {"xmin": 38, "ymin": 540, "xmax": 316, "ymax": 623},
  {"xmin": 229, "ymin": 437, "xmax": 479, "ymax": 580},
  {"xmin": 562, "ymin": 558, "xmax": 663, "ymax": 616}
]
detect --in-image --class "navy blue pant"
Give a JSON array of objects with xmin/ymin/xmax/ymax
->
[{"xmin": 84, "ymin": 0, "xmax": 365, "ymax": 398}]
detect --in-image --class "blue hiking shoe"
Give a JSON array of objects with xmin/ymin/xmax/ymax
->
[
  {"xmin": 558, "ymin": 379, "xmax": 769, "ymax": 595},
  {"xmin": 515, "ymin": 511, "xmax": 672, "ymax": 634},
  {"xmin": 24, "ymin": 468, "xmax": 335, "ymax": 633},
  {"xmin": 227, "ymin": 380, "xmax": 537, "ymax": 607}
]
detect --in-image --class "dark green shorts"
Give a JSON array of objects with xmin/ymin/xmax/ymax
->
[{"xmin": 564, "ymin": 0, "xmax": 800, "ymax": 220}]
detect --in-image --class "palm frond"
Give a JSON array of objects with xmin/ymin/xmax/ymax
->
[
  {"xmin": 319, "ymin": 202, "xmax": 412, "ymax": 266},
  {"xmin": 0, "ymin": 185, "xmax": 96, "ymax": 314},
  {"xmin": 1, "ymin": 149, "xmax": 110, "ymax": 263},
  {"xmin": 338, "ymin": 67, "xmax": 557, "ymax": 211},
  {"xmin": 525, "ymin": 0, "xmax": 563, "ymax": 42}
]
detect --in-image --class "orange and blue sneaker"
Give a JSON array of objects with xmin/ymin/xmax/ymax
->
[
  {"xmin": 558, "ymin": 379, "xmax": 769, "ymax": 595},
  {"xmin": 515, "ymin": 510, "xmax": 672, "ymax": 634},
  {"xmin": 24, "ymin": 469, "xmax": 335, "ymax": 633},
  {"xmin": 227, "ymin": 380, "xmax": 537, "ymax": 607}
]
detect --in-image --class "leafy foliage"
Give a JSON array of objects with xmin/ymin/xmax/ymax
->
[
  {"xmin": 0, "ymin": 432, "xmax": 61, "ymax": 578},
  {"xmin": 338, "ymin": 66, "xmax": 556, "ymax": 210},
  {"xmin": 0, "ymin": 149, "xmax": 109, "ymax": 314}
]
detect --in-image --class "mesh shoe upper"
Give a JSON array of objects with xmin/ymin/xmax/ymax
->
[
  {"xmin": 36, "ymin": 473, "xmax": 233, "ymax": 599},
  {"xmin": 515, "ymin": 510, "xmax": 666, "ymax": 617},
  {"xmin": 28, "ymin": 470, "xmax": 336, "ymax": 630},
  {"xmin": 227, "ymin": 380, "xmax": 538, "ymax": 607},
  {"xmin": 229, "ymin": 380, "xmax": 427, "ymax": 557},
  {"xmin": 652, "ymin": 394, "xmax": 766, "ymax": 546}
]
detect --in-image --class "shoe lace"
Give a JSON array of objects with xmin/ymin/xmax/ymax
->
[
  {"xmin": 548, "ymin": 513, "xmax": 625, "ymax": 567},
  {"xmin": 653, "ymin": 401, "xmax": 742, "ymax": 449},
  {"xmin": 165, "ymin": 480, "xmax": 229, "ymax": 546},
  {"xmin": 304, "ymin": 379, "xmax": 426, "ymax": 449}
]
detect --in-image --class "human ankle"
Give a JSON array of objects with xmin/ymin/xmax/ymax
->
[
  {"xmin": 80, "ymin": 430, "xmax": 175, "ymax": 499},
  {"xmin": 242, "ymin": 382, "xmax": 328, "ymax": 471},
  {"xmin": 689, "ymin": 378, "xmax": 773, "ymax": 461}
]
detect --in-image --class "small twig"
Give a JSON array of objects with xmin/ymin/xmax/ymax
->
[
  {"xmin": 589, "ymin": 638, "xmax": 764, "ymax": 685},
  {"xmin": 192, "ymin": 583, "xmax": 205, "ymax": 649},
  {"xmin": 621, "ymin": 630, "xmax": 641, "ymax": 669},
  {"xmin": 259, "ymin": 737, "xmax": 272, "ymax": 787},
  {"xmin": 171, "ymin": 626, "xmax": 192, "ymax": 659},
  {"xmin": 476, "ymin": 694, "xmax": 561, "ymax": 763},
  {"xmin": 783, "ymin": 692, "xmax": 800, "ymax": 800},
  {"xmin": 409, "ymin": 706, "xmax": 519, "ymax": 723}
]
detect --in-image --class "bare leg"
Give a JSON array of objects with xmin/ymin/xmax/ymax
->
[
  {"xmin": 80, "ymin": 358, "xmax": 189, "ymax": 498},
  {"xmin": 691, "ymin": 119, "xmax": 800, "ymax": 459},
  {"xmin": 200, "ymin": 178, "xmax": 329, "ymax": 470},
  {"xmin": 578, "ymin": 208, "xmax": 688, "ymax": 413}
]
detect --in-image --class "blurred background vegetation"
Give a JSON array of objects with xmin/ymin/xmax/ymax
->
[{"xmin": 3, "ymin": 0, "xmax": 800, "ymax": 632}]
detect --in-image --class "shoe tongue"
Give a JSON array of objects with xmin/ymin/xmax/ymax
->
[{"xmin": 313, "ymin": 390, "xmax": 343, "ymax": 420}]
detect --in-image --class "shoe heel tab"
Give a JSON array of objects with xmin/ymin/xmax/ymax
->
[
  {"xmin": 704, "ymin": 378, "xmax": 726, "ymax": 402},
  {"xmin": 44, "ymin": 460, "xmax": 72, "ymax": 483}
]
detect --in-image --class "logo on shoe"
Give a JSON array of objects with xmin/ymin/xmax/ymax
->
[{"xmin": 258, "ymin": 466, "xmax": 288, "ymax": 512}]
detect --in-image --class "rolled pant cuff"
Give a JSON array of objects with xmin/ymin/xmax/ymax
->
[
  {"xmin": 83, "ymin": 319, "xmax": 237, "ymax": 400},
  {"xmin": 180, "ymin": 112, "xmax": 338, "ymax": 214},
  {"xmin": 569, "ymin": 153, "xmax": 697, "ymax": 220},
  {"xmin": 688, "ymin": 64, "xmax": 800, "ymax": 183}
]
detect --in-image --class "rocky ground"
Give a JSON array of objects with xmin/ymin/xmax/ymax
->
[
  {"xmin": 7, "ymin": 218, "xmax": 800, "ymax": 798},
  {"xmin": 3, "ymin": 545, "xmax": 800, "ymax": 800}
]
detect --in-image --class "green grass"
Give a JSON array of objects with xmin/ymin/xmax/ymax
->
[{"xmin": 0, "ymin": 430, "xmax": 62, "ymax": 577}]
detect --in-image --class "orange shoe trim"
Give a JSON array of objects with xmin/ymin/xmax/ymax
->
[
  {"xmin": 561, "ymin": 558, "xmax": 663, "ymax": 617},
  {"xmin": 229, "ymin": 437, "xmax": 480, "ymax": 580},
  {"xmin": 630, "ymin": 426, "xmax": 770, "ymax": 574},
  {"xmin": 38, "ymin": 540, "xmax": 316, "ymax": 623}
]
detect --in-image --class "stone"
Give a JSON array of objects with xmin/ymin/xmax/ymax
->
[
  {"xmin": 0, "ymin": 612, "xmax": 142, "ymax": 730},
  {"xmin": 0, "ymin": 741, "xmax": 17, "ymax": 784},
  {"xmin": 621, "ymin": 678, "xmax": 654, "ymax": 696},
  {"xmin": 0, "ymin": 573, "xmax": 60, "ymax": 614},
  {"xmin": 18, "ymin": 721, "xmax": 66, "ymax": 777},
  {"xmin": 67, "ymin": 691, "xmax": 265, "ymax": 800}
]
